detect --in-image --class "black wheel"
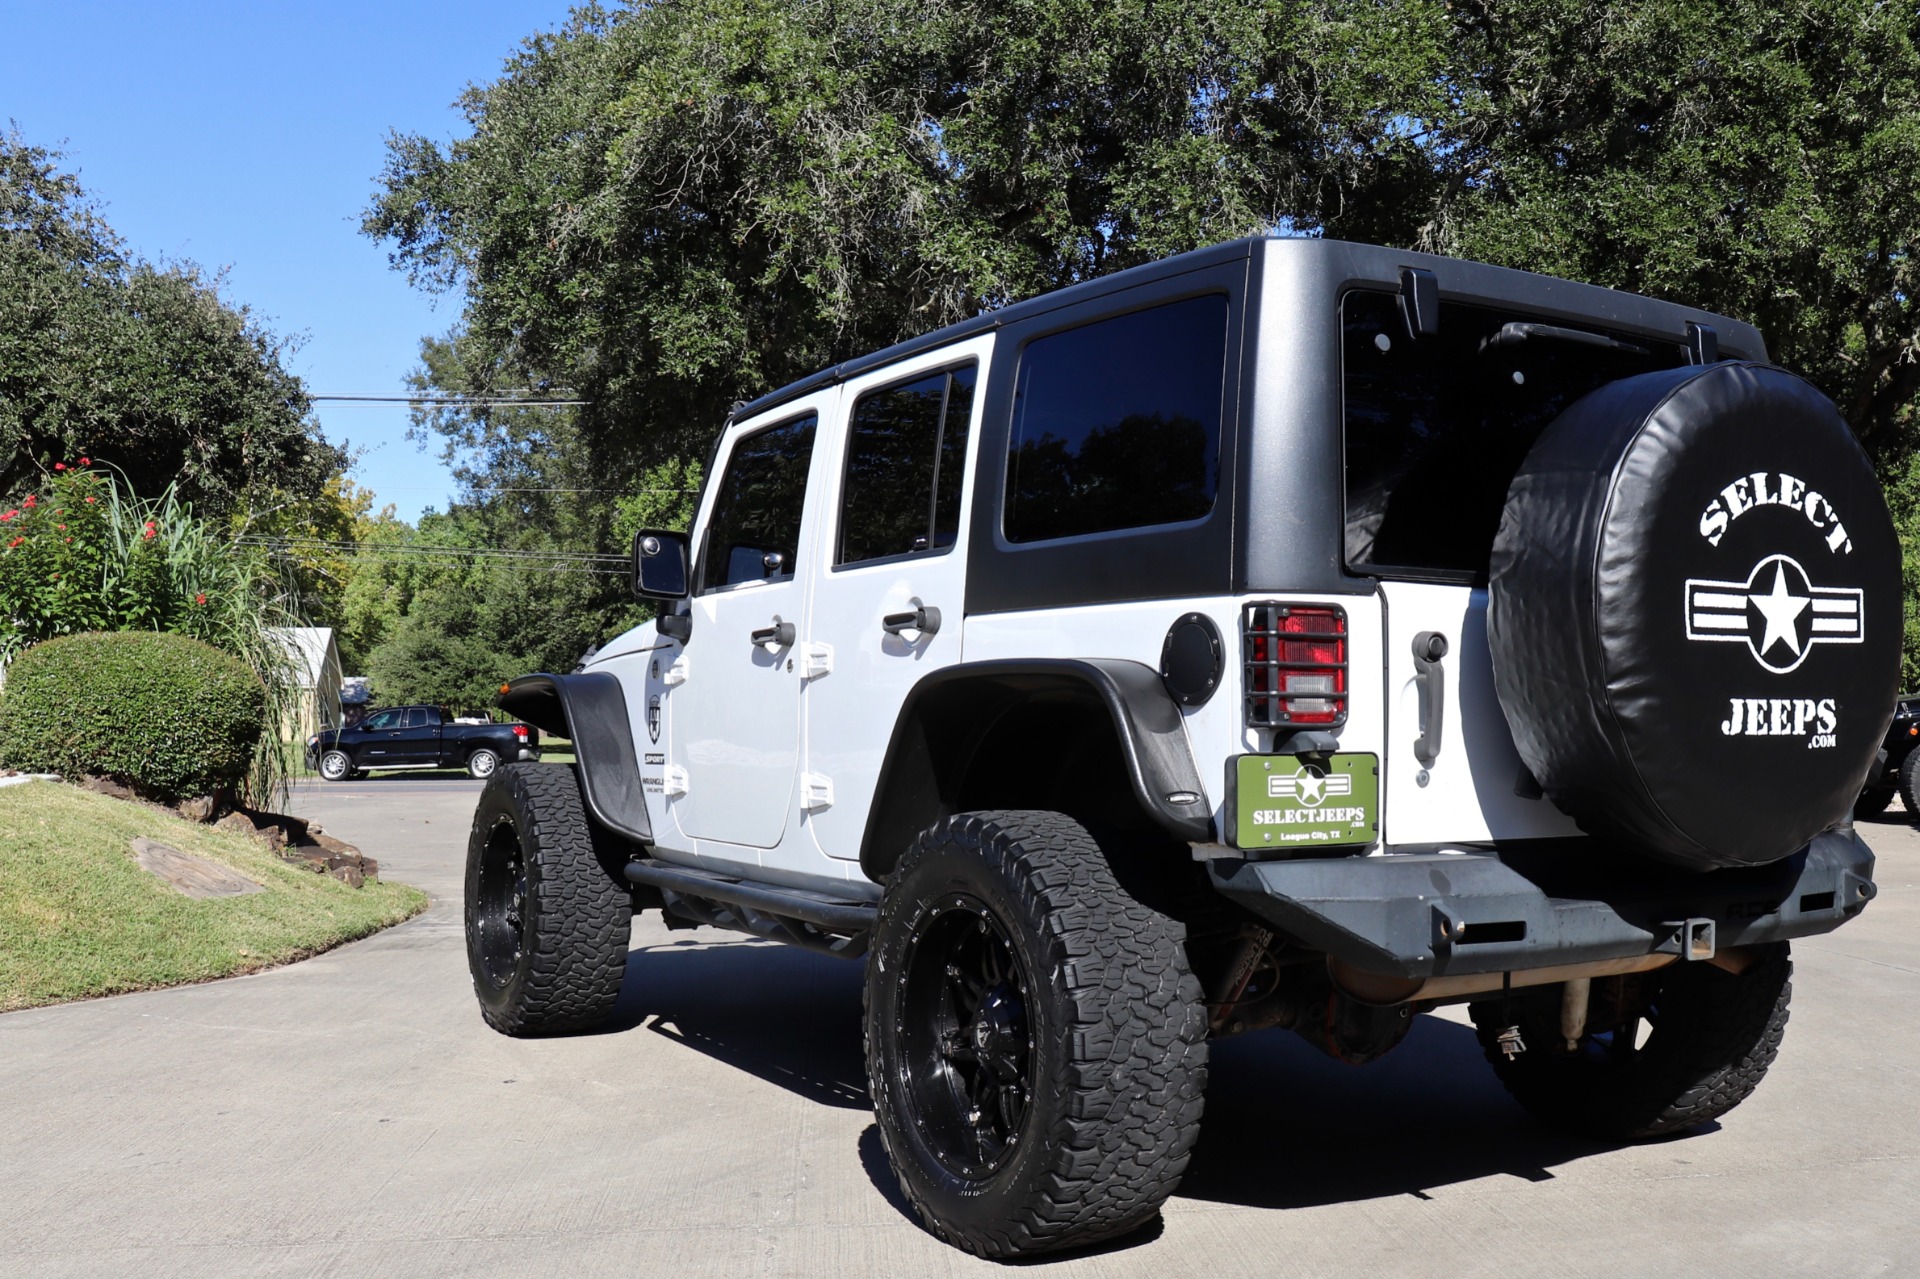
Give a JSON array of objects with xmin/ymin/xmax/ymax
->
[
  {"xmin": 318, "ymin": 749, "xmax": 352, "ymax": 782},
  {"xmin": 865, "ymin": 811, "xmax": 1207, "ymax": 1259},
  {"xmin": 467, "ymin": 748, "xmax": 501, "ymax": 780},
  {"xmin": 1854, "ymin": 786, "xmax": 1896, "ymax": 820},
  {"xmin": 464, "ymin": 763, "xmax": 631, "ymax": 1036},
  {"xmin": 1469, "ymin": 944, "xmax": 1792, "ymax": 1141},
  {"xmin": 1900, "ymin": 749, "xmax": 1920, "ymax": 821}
]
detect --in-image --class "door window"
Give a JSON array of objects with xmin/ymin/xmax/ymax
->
[
  {"xmin": 838, "ymin": 365, "xmax": 977, "ymax": 566},
  {"xmin": 701, "ymin": 413, "xmax": 818, "ymax": 592},
  {"xmin": 1004, "ymin": 294, "xmax": 1228, "ymax": 544},
  {"xmin": 364, "ymin": 710, "xmax": 400, "ymax": 731},
  {"xmin": 400, "ymin": 708, "xmax": 432, "ymax": 729}
]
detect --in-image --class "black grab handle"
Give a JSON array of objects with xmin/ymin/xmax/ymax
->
[
  {"xmin": 881, "ymin": 606, "xmax": 941, "ymax": 637},
  {"xmin": 750, "ymin": 620, "xmax": 796, "ymax": 648}
]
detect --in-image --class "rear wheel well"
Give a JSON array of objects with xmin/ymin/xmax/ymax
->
[{"xmin": 859, "ymin": 675, "xmax": 1205, "ymax": 922}]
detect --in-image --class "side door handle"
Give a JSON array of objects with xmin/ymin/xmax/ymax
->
[
  {"xmin": 750, "ymin": 620, "xmax": 796, "ymax": 648},
  {"xmin": 882, "ymin": 605, "xmax": 941, "ymax": 637},
  {"xmin": 1411, "ymin": 631, "xmax": 1448, "ymax": 769}
]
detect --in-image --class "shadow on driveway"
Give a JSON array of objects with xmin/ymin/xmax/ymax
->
[{"xmin": 591, "ymin": 934, "xmax": 1684, "ymax": 1222}]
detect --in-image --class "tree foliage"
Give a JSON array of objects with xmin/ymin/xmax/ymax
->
[
  {"xmin": 1422, "ymin": 0, "xmax": 1920, "ymax": 456},
  {"xmin": 363, "ymin": 0, "xmax": 1920, "ymax": 684},
  {"xmin": 1, "ymin": 131, "xmax": 344, "ymax": 517},
  {"xmin": 365, "ymin": 0, "xmax": 1443, "ymax": 469}
]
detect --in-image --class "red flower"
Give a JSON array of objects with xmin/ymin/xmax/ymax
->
[
  {"xmin": 78, "ymin": 457, "xmax": 90, "ymax": 465},
  {"xmin": 84, "ymin": 496, "xmax": 95, "ymax": 504},
  {"xmin": 54, "ymin": 463, "xmax": 65, "ymax": 472},
  {"xmin": 194, "ymin": 592, "xmax": 207, "ymax": 605},
  {"xmin": 142, "ymin": 527, "xmax": 156, "ymax": 540},
  {"xmin": 6, "ymin": 537, "xmax": 21, "ymax": 549},
  {"xmin": 24, "ymin": 495, "xmax": 36, "ymax": 507},
  {"xmin": 55, "ymin": 524, "xmax": 65, "ymax": 531},
  {"xmin": 63, "ymin": 537, "xmax": 71, "ymax": 543},
  {"xmin": 0, "ymin": 511, "xmax": 13, "ymax": 522}
]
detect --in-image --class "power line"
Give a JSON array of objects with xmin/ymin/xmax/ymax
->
[
  {"xmin": 312, "ymin": 395, "xmax": 589, "ymax": 407},
  {"xmin": 237, "ymin": 536, "xmax": 628, "ymax": 567},
  {"xmin": 482, "ymin": 487, "xmax": 699, "ymax": 495}
]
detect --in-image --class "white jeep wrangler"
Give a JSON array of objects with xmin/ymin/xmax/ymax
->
[{"xmin": 465, "ymin": 238, "xmax": 1899, "ymax": 1259}]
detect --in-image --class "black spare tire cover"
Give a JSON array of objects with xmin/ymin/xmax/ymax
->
[{"xmin": 1489, "ymin": 362, "xmax": 1900, "ymax": 870}]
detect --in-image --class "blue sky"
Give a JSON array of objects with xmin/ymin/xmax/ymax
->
[{"xmin": 3, "ymin": 0, "xmax": 576, "ymax": 520}]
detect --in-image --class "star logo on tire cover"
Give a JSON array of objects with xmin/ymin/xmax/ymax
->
[
  {"xmin": 1267, "ymin": 766, "xmax": 1351, "ymax": 808},
  {"xmin": 1684, "ymin": 553, "xmax": 1864, "ymax": 674}
]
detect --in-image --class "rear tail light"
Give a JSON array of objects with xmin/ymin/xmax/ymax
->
[
  {"xmin": 512, "ymin": 724, "xmax": 529, "ymax": 740},
  {"xmin": 1244, "ymin": 603, "xmax": 1348, "ymax": 728}
]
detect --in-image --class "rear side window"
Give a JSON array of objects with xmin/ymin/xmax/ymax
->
[
  {"xmin": 1004, "ymin": 294, "xmax": 1228, "ymax": 544},
  {"xmin": 1343, "ymin": 290, "xmax": 1686, "ymax": 577},
  {"xmin": 701, "ymin": 413, "xmax": 817, "ymax": 591},
  {"xmin": 838, "ymin": 365, "xmax": 977, "ymax": 566}
]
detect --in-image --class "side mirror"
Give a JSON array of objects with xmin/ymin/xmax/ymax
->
[{"xmin": 633, "ymin": 528, "xmax": 690, "ymax": 600}]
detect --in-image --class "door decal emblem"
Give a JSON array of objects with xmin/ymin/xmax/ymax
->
[
  {"xmin": 1685, "ymin": 553, "xmax": 1864, "ymax": 674},
  {"xmin": 647, "ymin": 694, "xmax": 662, "ymax": 743},
  {"xmin": 1267, "ymin": 766, "xmax": 1352, "ymax": 808}
]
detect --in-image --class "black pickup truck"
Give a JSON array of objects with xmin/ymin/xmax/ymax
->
[{"xmin": 308, "ymin": 706, "xmax": 539, "ymax": 781}]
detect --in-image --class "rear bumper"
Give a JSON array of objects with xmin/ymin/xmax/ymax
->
[{"xmin": 1207, "ymin": 828, "xmax": 1876, "ymax": 980}]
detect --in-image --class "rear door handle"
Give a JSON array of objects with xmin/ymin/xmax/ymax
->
[
  {"xmin": 751, "ymin": 620, "xmax": 796, "ymax": 648},
  {"xmin": 1411, "ymin": 631, "xmax": 1448, "ymax": 769},
  {"xmin": 882, "ymin": 605, "xmax": 941, "ymax": 637}
]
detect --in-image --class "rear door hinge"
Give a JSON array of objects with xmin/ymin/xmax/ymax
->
[
  {"xmin": 799, "ymin": 642, "xmax": 833, "ymax": 679},
  {"xmin": 800, "ymin": 772, "xmax": 834, "ymax": 811},
  {"xmin": 662, "ymin": 765, "xmax": 689, "ymax": 798},
  {"xmin": 663, "ymin": 656, "xmax": 690, "ymax": 687}
]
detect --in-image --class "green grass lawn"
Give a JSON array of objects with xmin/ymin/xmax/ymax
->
[{"xmin": 0, "ymin": 782, "xmax": 426, "ymax": 1012}]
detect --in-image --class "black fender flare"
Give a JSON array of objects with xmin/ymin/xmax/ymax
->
[
  {"xmin": 858, "ymin": 658, "xmax": 1212, "ymax": 881},
  {"xmin": 497, "ymin": 673, "xmax": 652, "ymax": 846}
]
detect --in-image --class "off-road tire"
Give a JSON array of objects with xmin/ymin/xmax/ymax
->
[
  {"xmin": 865, "ymin": 810, "xmax": 1208, "ymax": 1259},
  {"xmin": 465, "ymin": 763, "xmax": 630, "ymax": 1036},
  {"xmin": 318, "ymin": 750, "xmax": 352, "ymax": 782},
  {"xmin": 1469, "ymin": 943, "xmax": 1791, "ymax": 1140},
  {"xmin": 467, "ymin": 747, "xmax": 501, "ymax": 780},
  {"xmin": 1900, "ymin": 749, "xmax": 1920, "ymax": 822},
  {"xmin": 1854, "ymin": 787, "xmax": 1896, "ymax": 820}
]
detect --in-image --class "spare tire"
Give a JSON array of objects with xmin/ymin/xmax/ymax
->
[{"xmin": 1489, "ymin": 362, "xmax": 1900, "ymax": 870}]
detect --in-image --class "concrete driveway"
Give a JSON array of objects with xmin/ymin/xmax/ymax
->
[{"xmin": 2, "ymin": 774, "xmax": 1917, "ymax": 1277}]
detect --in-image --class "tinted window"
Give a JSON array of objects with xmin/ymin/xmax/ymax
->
[
  {"xmin": 364, "ymin": 710, "xmax": 399, "ymax": 731},
  {"xmin": 1343, "ymin": 291, "xmax": 1685, "ymax": 576},
  {"xmin": 702, "ymin": 413, "xmax": 817, "ymax": 591},
  {"xmin": 839, "ymin": 365, "xmax": 976, "ymax": 565},
  {"xmin": 1004, "ymin": 295, "xmax": 1227, "ymax": 544}
]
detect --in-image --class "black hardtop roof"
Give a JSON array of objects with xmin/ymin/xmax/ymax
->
[{"xmin": 728, "ymin": 235, "xmax": 1760, "ymax": 424}]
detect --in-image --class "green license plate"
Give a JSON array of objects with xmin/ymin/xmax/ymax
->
[{"xmin": 1233, "ymin": 753, "xmax": 1379, "ymax": 849}]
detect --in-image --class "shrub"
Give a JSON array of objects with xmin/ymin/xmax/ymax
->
[
  {"xmin": 0, "ymin": 631, "xmax": 267, "ymax": 802},
  {"xmin": 1, "ymin": 462, "xmax": 306, "ymax": 803}
]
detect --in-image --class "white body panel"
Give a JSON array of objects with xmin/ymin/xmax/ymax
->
[
  {"xmin": 1376, "ymin": 582, "xmax": 1583, "ymax": 847},
  {"xmin": 664, "ymin": 387, "xmax": 837, "ymax": 850},
  {"xmin": 799, "ymin": 337, "xmax": 991, "ymax": 861},
  {"xmin": 963, "ymin": 594, "xmax": 1387, "ymax": 843}
]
